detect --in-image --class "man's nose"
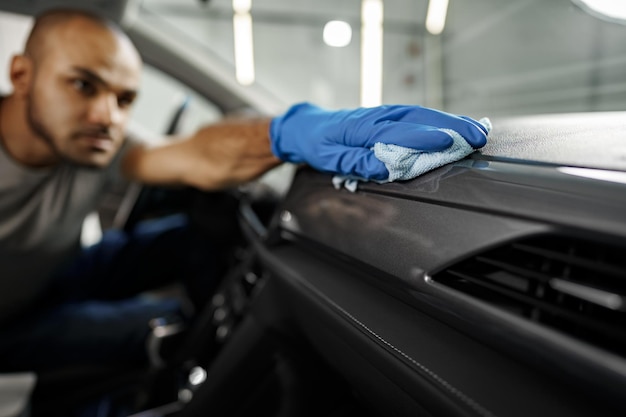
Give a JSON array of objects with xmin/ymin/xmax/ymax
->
[{"xmin": 87, "ymin": 93, "xmax": 123, "ymax": 126}]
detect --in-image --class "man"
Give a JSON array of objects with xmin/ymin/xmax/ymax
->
[{"xmin": 0, "ymin": 9, "xmax": 488, "ymax": 372}]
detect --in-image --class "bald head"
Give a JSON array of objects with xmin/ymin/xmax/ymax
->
[
  {"xmin": 5, "ymin": 8, "xmax": 144, "ymax": 168},
  {"xmin": 25, "ymin": 9, "xmax": 138, "ymax": 66}
]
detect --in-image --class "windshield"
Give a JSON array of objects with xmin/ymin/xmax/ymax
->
[{"xmin": 137, "ymin": 0, "xmax": 626, "ymax": 117}]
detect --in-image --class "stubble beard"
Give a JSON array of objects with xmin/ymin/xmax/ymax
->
[{"xmin": 26, "ymin": 92, "xmax": 108, "ymax": 169}]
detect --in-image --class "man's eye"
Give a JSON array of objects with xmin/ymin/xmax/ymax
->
[
  {"xmin": 72, "ymin": 79, "xmax": 95, "ymax": 95},
  {"xmin": 117, "ymin": 95, "xmax": 136, "ymax": 108}
]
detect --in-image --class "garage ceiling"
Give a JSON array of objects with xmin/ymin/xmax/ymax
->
[{"xmin": 0, "ymin": 0, "xmax": 624, "ymax": 116}]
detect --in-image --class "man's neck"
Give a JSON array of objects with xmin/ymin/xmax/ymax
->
[{"xmin": 0, "ymin": 95, "xmax": 60, "ymax": 168}]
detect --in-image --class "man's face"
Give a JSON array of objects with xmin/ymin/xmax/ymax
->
[{"xmin": 26, "ymin": 20, "xmax": 142, "ymax": 168}]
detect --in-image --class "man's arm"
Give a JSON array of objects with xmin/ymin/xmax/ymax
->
[
  {"xmin": 121, "ymin": 103, "xmax": 489, "ymax": 190},
  {"xmin": 121, "ymin": 117, "xmax": 281, "ymax": 191}
]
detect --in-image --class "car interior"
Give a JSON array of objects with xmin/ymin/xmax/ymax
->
[{"xmin": 0, "ymin": 0, "xmax": 625, "ymax": 416}]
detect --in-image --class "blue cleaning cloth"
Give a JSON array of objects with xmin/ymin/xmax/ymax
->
[{"xmin": 333, "ymin": 117, "xmax": 491, "ymax": 192}]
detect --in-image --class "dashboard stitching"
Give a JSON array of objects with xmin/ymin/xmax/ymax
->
[{"xmin": 296, "ymin": 276, "xmax": 498, "ymax": 417}]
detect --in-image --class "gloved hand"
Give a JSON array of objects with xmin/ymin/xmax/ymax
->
[{"xmin": 270, "ymin": 102, "xmax": 488, "ymax": 181}]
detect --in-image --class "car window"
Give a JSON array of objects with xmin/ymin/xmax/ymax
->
[
  {"xmin": 131, "ymin": 63, "xmax": 222, "ymax": 139},
  {"xmin": 136, "ymin": 0, "xmax": 626, "ymax": 117},
  {"xmin": 0, "ymin": 11, "xmax": 31, "ymax": 94}
]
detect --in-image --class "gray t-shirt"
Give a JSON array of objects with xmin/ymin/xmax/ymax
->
[{"xmin": 0, "ymin": 127, "xmax": 131, "ymax": 325}]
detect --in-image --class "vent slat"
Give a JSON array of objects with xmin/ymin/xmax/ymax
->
[
  {"xmin": 475, "ymin": 256, "xmax": 553, "ymax": 284},
  {"xmin": 512, "ymin": 242, "xmax": 626, "ymax": 279},
  {"xmin": 447, "ymin": 269, "xmax": 538, "ymax": 305},
  {"xmin": 433, "ymin": 235, "xmax": 626, "ymax": 357},
  {"xmin": 445, "ymin": 270, "xmax": 626, "ymax": 342}
]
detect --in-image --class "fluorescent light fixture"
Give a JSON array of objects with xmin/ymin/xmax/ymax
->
[
  {"xmin": 425, "ymin": 0, "xmax": 449, "ymax": 35},
  {"xmin": 360, "ymin": 0, "xmax": 384, "ymax": 107},
  {"xmin": 233, "ymin": 0, "xmax": 254, "ymax": 85},
  {"xmin": 233, "ymin": 0, "xmax": 251, "ymax": 13},
  {"xmin": 323, "ymin": 20, "xmax": 352, "ymax": 47},
  {"xmin": 572, "ymin": 0, "xmax": 626, "ymax": 23}
]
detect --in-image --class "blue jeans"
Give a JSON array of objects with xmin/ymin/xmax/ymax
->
[{"xmin": 0, "ymin": 214, "xmax": 218, "ymax": 373}]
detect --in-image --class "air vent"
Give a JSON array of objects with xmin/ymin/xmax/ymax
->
[{"xmin": 432, "ymin": 235, "xmax": 626, "ymax": 356}]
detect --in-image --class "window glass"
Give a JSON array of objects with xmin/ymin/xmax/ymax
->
[
  {"xmin": 138, "ymin": 0, "xmax": 626, "ymax": 117},
  {"xmin": 131, "ymin": 64, "xmax": 222, "ymax": 140},
  {"xmin": 0, "ymin": 11, "xmax": 31, "ymax": 94}
]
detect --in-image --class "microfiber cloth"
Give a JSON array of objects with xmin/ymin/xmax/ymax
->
[{"xmin": 333, "ymin": 117, "xmax": 492, "ymax": 192}]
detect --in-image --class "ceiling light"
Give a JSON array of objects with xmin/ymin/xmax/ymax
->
[
  {"xmin": 360, "ymin": 0, "xmax": 384, "ymax": 107},
  {"xmin": 425, "ymin": 0, "xmax": 449, "ymax": 35},
  {"xmin": 572, "ymin": 0, "xmax": 626, "ymax": 24},
  {"xmin": 233, "ymin": 13, "xmax": 255, "ymax": 85},
  {"xmin": 233, "ymin": 0, "xmax": 251, "ymax": 13},
  {"xmin": 233, "ymin": 0, "xmax": 254, "ymax": 85},
  {"xmin": 323, "ymin": 20, "xmax": 352, "ymax": 47}
]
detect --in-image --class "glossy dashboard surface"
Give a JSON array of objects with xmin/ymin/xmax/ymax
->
[
  {"xmin": 479, "ymin": 111, "xmax": 626, "ymax": 171},
  {"xmin": 264, "ymin": 112, "xmax": 626, "ymax": 415}
]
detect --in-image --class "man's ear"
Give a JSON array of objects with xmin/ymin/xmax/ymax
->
[{"xmin": 10, "ymin": 55, "xmax": 33, "ymax": 96}]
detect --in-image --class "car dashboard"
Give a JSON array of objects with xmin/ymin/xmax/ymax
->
[{"xmin": 170, "ymin": 111, "xmax": 626, "ymax": 417}]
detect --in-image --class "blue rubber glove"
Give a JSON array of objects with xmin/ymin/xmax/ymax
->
[{"xmin": 270, "ymin": 102, "xmax": 488, "ymax": 181}]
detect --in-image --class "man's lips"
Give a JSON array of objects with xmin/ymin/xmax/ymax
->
[{"xmin": 75, "ymin": 132, "xmax": 114, "ymax": 151}]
